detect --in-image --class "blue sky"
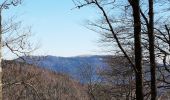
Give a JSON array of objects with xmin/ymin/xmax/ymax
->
[{"xmin": 3, "ymin": 0, "xmax": 104, "ymax": 58}]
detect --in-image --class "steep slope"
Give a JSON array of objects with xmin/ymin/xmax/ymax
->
[{"xmin": 2, "ymin": 60, "xmax": 89, "ymax": 100}]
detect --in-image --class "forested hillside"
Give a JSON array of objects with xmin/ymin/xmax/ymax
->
[
  {"xmin": 2, "ymin": 60, "xmax": 89, "ymax": 100},
  {"xmin": 18, "ymin": 55, "xmax": 108, "ymax": 80}
]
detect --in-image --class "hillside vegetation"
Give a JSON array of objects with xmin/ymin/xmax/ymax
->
[{"xmin": 2, "ymin": 60, "xmax": 89, "ymax": 100}]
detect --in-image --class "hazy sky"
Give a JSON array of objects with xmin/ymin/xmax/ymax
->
[{"xmin": 3, "ymin": 0, "xmax": 105, "ymax": 58}]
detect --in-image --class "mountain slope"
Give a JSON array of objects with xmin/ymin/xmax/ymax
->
[
  {"xmin": 18, "ymin": 55, "xmax": 109, "ymax": 79},
  {"xmin": 2, "ymin": 60, "xmax": 89, "ymax": 100}
]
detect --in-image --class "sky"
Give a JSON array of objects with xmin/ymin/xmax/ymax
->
[{"xmin": 2, "ymin": 0, "xmax": 105, "ymax": 58}]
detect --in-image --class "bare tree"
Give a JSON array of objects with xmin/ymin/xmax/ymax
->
[
  {"xmin": 77, "ymin": 63, "xmax": 98, "ymax": 100},
  {"xmin": 0, "ymin": 1, "xmax": 22, "ymax": 99},
  {"xmin": 0, "ymin": 0, "xmax": 39, "ymax": 99},
  {"xmin": 147, "ymin": 0, "xmax": 156, "ymax": 99},
  {"xmin": 72, "ymin": 0, "xmax": 170, "ymax": 99},
  {"xmin": 99, "ymin": 56, "xmax": 135, "ymax": 100},
  {"xmin": 72, "ymin": 0, "xmax": 144, "ymax": 99}
]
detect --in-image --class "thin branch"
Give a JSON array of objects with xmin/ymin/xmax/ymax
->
[{"xmin": 94, "ymin": 0, "xmax": 137, "ymax": 73}]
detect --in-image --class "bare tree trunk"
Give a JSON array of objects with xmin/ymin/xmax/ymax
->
[
  {"xmin": 0, "ymin": 10, "xmax": 2, "ymax": 100},
  {"xmin": 129, "ymin": 0, "xmax": 144, "ymax": 100},
  {"xmin": 148, "ymin": 0, "xmax": 157, "ymax": 99}
]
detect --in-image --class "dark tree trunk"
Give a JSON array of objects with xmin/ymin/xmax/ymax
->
[
  {"xmin": 0, "ymin": 10, "xmax": 2, "ymax": 100},
  {"xmin": 148, "ymin": 0, "xmax": 157, "ymax": 99},
  {"xmin": 129, "ymin": 0, "xmax": 144, "ymax": 100}
]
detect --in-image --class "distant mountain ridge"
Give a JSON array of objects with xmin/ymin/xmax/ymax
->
[{"xmin": 17, "ymin": 55, "xmax": 110, "ymax": 79}]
